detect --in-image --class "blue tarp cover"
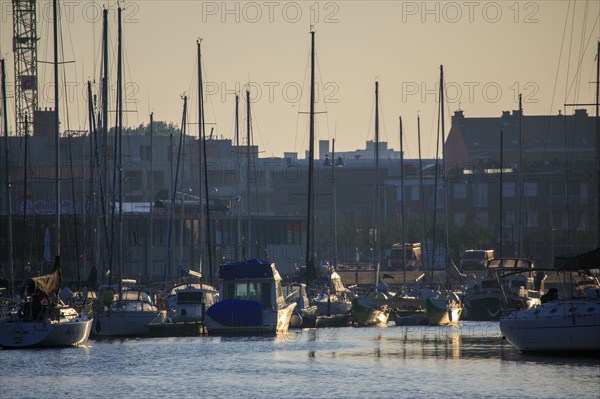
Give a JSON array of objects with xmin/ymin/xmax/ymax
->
[
  {"xmin": 206, "ymin": 299, "xmax": 263, "ymax": 326},
  {"xmin": 219, "ymin": 259, "xmax": 276, "ymax": 280}
]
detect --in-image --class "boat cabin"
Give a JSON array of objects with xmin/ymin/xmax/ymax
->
[
  {"xmin": 218, "ymin": 260, "xmax": 285, "ymax": 309},
  {"xmin": 460, "ymin": 249, "xmax": 495, "ymax": 272},
  {"xmin": 205, "ymin": 259, "xmax": 295, "ymax": 334},
  {"xmin": 284, "ymin": 283, "xmax": 311, "ymax": 311},
  {"xmin": 167, "ymin": 284, "xmax": 218, "ymax": 320},
  {"xmin": 484, "ymin": 258, "xmax": 544, "ymax": 294}
]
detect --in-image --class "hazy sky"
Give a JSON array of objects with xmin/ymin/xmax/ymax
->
[{"xmin": 1, "ymin": 0, "xmax": 599, "ymax": 158}]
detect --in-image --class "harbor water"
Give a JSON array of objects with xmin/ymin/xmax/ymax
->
[{"xmin": 1, "ymin": 322, "xmax": 598, "ymax": 398}]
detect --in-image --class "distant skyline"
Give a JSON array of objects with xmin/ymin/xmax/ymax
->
[{"xmin": 1, "ymin": 1, "xmax": 599, "ymax": 159}]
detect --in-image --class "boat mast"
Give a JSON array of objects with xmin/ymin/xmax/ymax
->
[
  {"xmin": 516, "ymin": 94, "xmax": 523, "ymax": 258},
  {"xmin": 107, "ymin": 7, "xmax": 117, "ymax": 286},
  {"xmin": 67, "ymin": 129, "xmax": 82, "ymax": 288},
  {"xmin": 198, "ymin": 41, "xmax": 213, "ymax": 282},
  {"xmin": 203, "ymin": 121, "xmax": 213, "ymax": 285},
  {"xmin": 179, "ymin": 104, "xmax": 187, "ymax": 268},
  {"xmin": 431, "ymin": 87, "xmax": 440, "ymax": 283},
  {"xmin": 165, "ymin": 97, "xmax": 187, "ymax": 289},
  {"xmin": 86, "ymin": 85, "xmax": 93, "ymax": 280},
  {"xmin": 305, "ymin": 30, "xmax": 316, "ymax": 286},
  {"xmin": 399, "ymin": 116, "xmax": 406, "ymax": 294},
  {"xmin": 117, "ymin": 6, "xmax": 123, "ymax": 297},
  {"xmin": 149, "ymin": 112, "xmax": 154, "ymax": 278},
  {"xmin": 374, "ymin": 81, "xmax": 380, "ymax": 288},
  {"xmin": 22, "ymin": 114, "xmax": 28, "ymax": 280},
  {"xmin": 440, "ymin": 65, "xmax": 449, "ymax": 276},
  {"xmin": 331, "ymin": 138, "xmax": 338, "ymax": 269},
  {"xmin": 196, "ymin": 39, "xmax": 206, "ymax": 275},
  {"xmin": 417, "ymin": 115, "xmax": 429, "ymax": 285},
  {"xmin": 235, "ymin": 94, "xmax": 241, "ymax": 260},
  {"xmin": 1, "ymin": 58, "xmax": 14, "ymax": 298},
  {"xmin": 92, "ymin": 83, "xmax": 109, "ymax": 284},
  {"xmin": 86, "ymin": 81, "xmax": 98, "ymax": 281},
  {"xmin": 499, "ymin": 128, "xmax": 504, "ymax": 257},
  {"xmin": 246, "ymin": 89, "xmax": 252, "ymax": 259},
  {"xmin": 596, "ymin": 41, "xmax": 599, "ymax": 248},
  {"xmin": 101, "ymin": 8, "xmax": 109, "ymax": 279},
  {"xmin": 53, "ymin": 0, "xmax": 60, "ymax": 264}
]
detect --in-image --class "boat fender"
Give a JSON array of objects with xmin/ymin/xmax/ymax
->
[
  {"xmin": 290, "ymin": 313, "xmax": 302, "ymax": 328},
  {"xmin": 95, "ymin": 318, "xmax": 101, "ymax": 333}
]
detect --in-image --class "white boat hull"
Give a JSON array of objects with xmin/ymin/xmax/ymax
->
[
  {"xmin": 91, "ymin": 310, "xmax": 165, "ymax": 338},
  {"xmin": 314, "ymin": 295, "xmax": 352, "ymax": 316},
  {"xmin": 0, "ymin": 316, "xmax": 92, "ymax": 348},
  {"xmin": 500, "ymin": 300, "xmax": 600, "ymax": 353}
]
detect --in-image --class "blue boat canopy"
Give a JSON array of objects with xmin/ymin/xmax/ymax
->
[
  {"xmin": 206, "ymin": 299, "xmax": 263, "ymax": 326},
  {"xmin": 219, "ymin": 259, "xmax": 279, "ymax": 280}
]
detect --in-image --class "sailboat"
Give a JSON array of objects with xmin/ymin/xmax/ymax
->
[
  {"xmin": 148, "ymin": 273, "xmax": 218, "ymax": 337},
  {"xmin": 0, "ymin": 0, "xmax": 92, "ymax": 348},
  {"xmin": 147, "ymin": 43, "xmax": 218, "ymax": 336},
  {"xmin": 464, "ymin": 257, "xmax": 543, "ymax": 321},
  {"xmin": 388, "ymin": 117, "xmax": 429, "ymax": 326},
  {"xmin": 204, "ymin": 83, "xmax": 296, "ymax": 334},
  {"xmin": 350, "ymin": 81, "xmax": 389, "ymax": 327},
  {"xmin": 398, "ymin": 66, "xmax": 463, "ymax": 326},
  {"xmin": 91, "ymin": 7, "xmax": 165, "ymax": 338},
  {"xmin": 500, "ymin": 42, "xmax": 600, "ymax": 353},
  {"xmin": 287, "ymin": 32, "xmax": 350, "ymax": 329},
  {"xmin": 423, "ymin": 66, "xmax": 463, "ymax": 326},
  {"xmin": 500, "ymin": 249, "xmax": 600, "ymax": 353}
]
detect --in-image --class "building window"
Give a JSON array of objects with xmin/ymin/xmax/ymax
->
[
  {"xmin": 410, "ymin": 185, "xmax": 419, "ymax": 201},
  {"xmin": 548, "ymin": 180, "xmax": 565, "ymax": 196},
  {"xmin": 524, "ymin": 210, "xmax": 538, "ymax": 227},
  {"xmin": 436, "ymin": 186, "xmax": 445, "ymax": 209},
  {"xmin": 524, "ymin": 181, "xmax": 537, "ymax": 198},
  {"xmin": 473, "ymin": 183, "xmax": 488, "ymax": 207},
  {"xmin": 126, "ymin": 170, "xmax": 143, "ymax": 191},
  {"xmin": 502, "ymin": 211, "xmax": 515, "ymax": 227},
  {"xmin": 502, "ymin": 182, "xmax": 515, "ymax": 198},
  {"xmin": 475, "ymin": 211, "xmax": 489, "ymax": 226},
  {"xmin": 453, "ymin": 212, "xmax": 465, "ymax": 226},
  {"xmin": 140, "ymin": 145, "xmax": 151, "ymax": 161},
  {"xmin": 396, "ymin": 186, "xmax": 407, "ymax": 202},
  {"xmin": 453, "ymin": 183, "xmax": 466, "ymax": 199},
  {"xmin": 153, "ymin": 220, "xmax": 165, "ymax": 245}
]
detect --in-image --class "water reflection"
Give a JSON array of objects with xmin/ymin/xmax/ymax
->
[
  {"xmin": 297, "ymin": 322, "xmax": 505, "ymax": 361},
  {"xmin": 3, "ymin": 321, "xmax": 599, "ymax": 399}
]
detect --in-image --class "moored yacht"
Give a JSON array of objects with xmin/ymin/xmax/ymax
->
[
  {"xmin": 285, "ymin": 282, "xmax": 318, "ymax": 328},
  {"xmin": 425, "ymin": 294, "xmax": 463, "ymax": 326},
  {"xmin": 500, "ymin": 249, "xmax": 600, "ymax": 354},
  {"xmin": 0, "ymin": 263, "xmax": 93, "ymax": 348},
  {"xmin": 313, "ymin": 270, "xmax": 353, "ymax": 316},
  {"xmin": 465, "ymin": 258, "xmax": 544, "ymax": 321},
  {"xmin": 204, "ymin": 259, "xmax": 296, "ymax": 335},
  {"xmin": 91, "ymin": 281, "xmax": 165, "ymax": 338},
  {"xmin": 147, "ymin": 281, "xmax": 218, "ymax": 337},
  {"xmin": 351, "ymin": 289, "xmax": 390, "ymax": 327}
]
